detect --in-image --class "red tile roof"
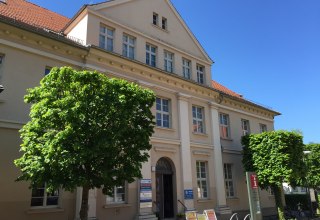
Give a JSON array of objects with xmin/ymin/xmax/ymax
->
[
  {"xmin": 0, "ymin": 0, "xmax": 70, "ymax": 32},
  {"xmin": 212, "ymin": 80, "xmax": 243, "ymax": 99}
]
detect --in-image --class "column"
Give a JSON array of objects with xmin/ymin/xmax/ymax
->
[
  {"xmin": 177, "ymin": 93, "xmax": 194, "ymax": 210},
  {"xmin": 210, "ymin": 103, "xmax": 231, "ymax": 215}
]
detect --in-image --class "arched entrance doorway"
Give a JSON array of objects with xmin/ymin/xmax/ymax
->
[{"xmin": 156, "ymin": 157, "xmax": 175, "ymax": 219}]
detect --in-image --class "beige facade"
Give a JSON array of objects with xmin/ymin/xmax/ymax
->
[{"xmin": 0, "ymin": 0, "xmax": 280, "ymax": 219}]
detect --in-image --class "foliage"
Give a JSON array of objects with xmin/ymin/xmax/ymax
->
[
  {"xmin": 242, "ymin": 130, "xmax": 305, "ymax": 189},
  {"xmin": 304, "ymin": 143, "xmax": 320, "ymax": 189},
  {"xmin": 14, "ymin": 67, "xmax": 155, "ymax": 219},
  {"xmin": 242, "ymin": 130, "xmax": 305, "ymax": 220}
]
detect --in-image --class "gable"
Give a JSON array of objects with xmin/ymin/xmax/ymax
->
[{"xmin": 87, "ymin": 0, "xmax": 212, "ymax": 63}]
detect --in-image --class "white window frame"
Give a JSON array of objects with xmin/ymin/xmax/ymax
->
[
  {"xmin": 224, "ymin": 163, "xmax": 235, "ymax": 198},
  {"xmin": 219, "ymin": 113, "xmax": 231, "ymax": 139},
  {"xmin": 241, "ymin": 119, "xmax": 250, "ymax": 135},
  {"xmin": 259, "ymin": 124, "xmax": 267, "ymax": 133},
  {"xmin": 196, "ymin": 161, "xmax": 209, "ymax": 199},
  {"xmin": 156, "ymin": 97, "xmax": 170, "ymax": 128},
  {"xmin": 153, "ymin": 12, "xmax": 159, "ymax": 26},
  {"xmin": 162, "ymin": 17, "xmax": 167, "ymax": 30},
  {"xmin": 99, "ymin": 25, "xmax": 114, "ymax": 52},
  {"xmin": 164, "ymin": 51, "xmax": 174, "ymax": 73},
  {"xmin": 182, "ymin": 58, "xmax": 191, "ymax": 79},
  {"xmin": 146, "ymin": 44, "xmax": 157, "ymax": 67},
  {"xmin": 192, "ymin": 106, "xmax": 204, "ymax": 133},
  {"xmin": 30, "ymin": 183, "xmax": 60, "ymax": 208},
  {"xmin": 196, "ymin": 64, "xmax": 205, "ymax": 84},
  {"xmin": 106, "ymin": 184, "xmax": 126, "ymax": 204},
  {"xmin": 122, "ymin": 34, "xmax": 135, "ymax": 59}
]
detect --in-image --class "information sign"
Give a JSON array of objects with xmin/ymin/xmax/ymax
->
[
  {"xmin": 184, "ymin": 189, "xmax": 194, "ymax": 200},
  {"xmin": 246, "ymin": 172, "xmax": 262, "ymax": 220},
  {"xmin": 139, "ymin": 179, "xmax": 152, "ymax": 208}
]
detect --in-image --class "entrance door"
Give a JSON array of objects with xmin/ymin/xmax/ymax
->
[{"xmin": 156, "ymin": 158, "xmax": 174, "ymax": 219}]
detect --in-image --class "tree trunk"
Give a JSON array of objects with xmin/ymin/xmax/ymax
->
[
  {"xmin": 80, "ymin": 185, "xmax": 90, "ymax": 220},
  {"xmin": 272, "ymin": 185, "xmax": 285, "ymax": 220}
]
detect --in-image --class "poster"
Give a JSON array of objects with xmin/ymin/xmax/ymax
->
[{"xmin": 140, "ymin": 179, "xmax": 152, "ymax": 208}]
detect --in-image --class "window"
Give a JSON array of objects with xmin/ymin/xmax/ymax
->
[
  {"xmin": 122, "ymin": 34, "xmax": 135, "ymax": 59},
  {"xmin": 31, "ymin": 183, "xmax": 59, "ymax": 207},
  {"xmin": 156, "ymin": 97, "xmax": 170, "ymax": 128},
  {"xmin": 146, "ymin": 44, "xmax": 156, "ymax": 67},
  {"xmin": 153, "ymin": 13, "xmax": 159, "ymax": 25},
  {"xmin": 196, "ymin": 161, "xmax": 208, "ymax": 199},
  {"xmin": 44, "ymin": 66, "xmax": 51, "ymax": 76},
  {"xmin": 241, "ymin": 119, "xmax": 250, "ymax": 135},
  {"xmin": 99, "ymin": 25, "xmax": 114, "ymax": 52},
  {"xmin": 219, "ymin": 113, "xmax": 230, "ymax": 139},
  {"xmin": 164, "ymin": 51, "xmax": 174, "ymax": 73},
  {"xmin": 224, "ymin": 163, "xmax": 235, "ymax": 198},
  {"xmin": 196, "ymin": 64, "xmax": 205, "ymax": 84},
  {"xmin": 106, "ymin": 184, "xmax": 126, "ymax": 204},
  {"xmin": 192, "ymin": 106, "xmax": 204, "ymax": 133},
  {"xmin": 260, "ymin": 124, "xmax": 267, "ymax": 133},
  {"xmin": 162, "ymin": 17, "xmax": 167, "ymax": 30},
  {"xmin": 0, "ymin": 54, "xmax": 4, "ymax": 65},
  {"xmin": 182, "ymin": 58, "xmax": 191, "ymax": 79}
]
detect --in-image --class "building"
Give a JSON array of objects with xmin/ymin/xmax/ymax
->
[{"xmin": 0, "ymin": 0, "xmax": 280, "ymax": 219}]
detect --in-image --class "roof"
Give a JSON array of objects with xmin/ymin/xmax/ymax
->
[
  {"xmin": 0, "ymin": 0, "xmax": 70, "ymax": 32},
  {"xmin": 212, "ymin": 80, "xmax": 243, "ymax": 99}
]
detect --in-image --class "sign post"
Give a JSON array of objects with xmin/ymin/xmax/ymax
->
[{"xmin": 246, "ymin": 172, "xmax": 262, "ymax": 220}]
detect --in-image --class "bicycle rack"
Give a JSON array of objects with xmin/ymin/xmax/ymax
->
[
  {"xmin": 243, "ymin": 214, "xmax": 251, "ymax": 220},
  {"xmin": 230, "ymin": 213, "xmax": 239, "ymax": 220}
]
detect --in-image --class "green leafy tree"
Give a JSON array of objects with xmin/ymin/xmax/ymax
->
[
  {"xmin": 14, "ymin": 67, "xmax": 155, "ymax": 220},
  {"xmin": 242, "ymin": 131, "xmax": 305, "ymax": 220},
  {"xmin": 304, "ymin": 143, "xmax": 320, "ymax": 189}
]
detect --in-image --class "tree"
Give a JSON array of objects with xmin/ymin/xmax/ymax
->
[
  {"xmin": 304, "ymin": 143, "xmax": 320, "ymax": 189},
  {"xmin": 242, "ymin": 130, "xmax": 305, "ymax": 220},
  {"xmin": 14, "ymin": 67, "xmax": 156, "ymax": 220}
]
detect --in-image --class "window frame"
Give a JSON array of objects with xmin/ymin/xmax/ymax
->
[
  {"xmin": 164, "ymin": 51, "xmax": 174, "ymax": 73},
  {"xmin": 259, "ymin": 123, "xmax": 267, "ymax": 133},
  {"xmin": 161, "ymin": 17, "xmax": 167, "ymax": 30},
  {"xmin": 30, "ymin": 183, "xmax": 60, "ymax": 208},
  {"xmin": 106, "ymin": 183, "xmax": 127, "ymax": 204},
  {"xmin": 156, "ymin": 97, "xmax": 171, "ymax": 128},
  {"xmin": 182, "ymin": 58, "xmax": 191, "ymax": 79},
  {"xmin": 196, "ymin": 64, "xmax": 205, "ymax": 84},
  {"xmin": 219, "ymin": 113, "xmax": 231, "ymax": 139},
  {"xmin": 224, "ymin": 163, "xmax": 235, "ymax": 198},
  {"xmin": 153, "ymin": 12, "xmax": 159, "ymax": 26},
  {"xmin": 99, "ymin": 25, "xmax": 114, "ymax": 52},
  {"xmin": 146, "ymin": 44, "xmax": 157, "ymax": 67},
  {"xmin": 196, "ymin": 161, "xmax": 209, "ymax": 199},
  {"xmin": 192, "ymin": 106, "xmax": 204, "ymax": 133},
  {"xmin": 122, "ymin": 34, "xmax": 135, "ymax": 59},
  {"xmin": 241, "ymin": 119, "xmax": 250, "ymax": 136}
]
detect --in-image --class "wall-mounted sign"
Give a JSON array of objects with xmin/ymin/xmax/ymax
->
[
  {"xmin": 184, "ymin": 189, "xmax": 194, "ymax": 200},
  {"xmin": 140, "ymin": 179, "xmax": 152, "ymax": 208}
]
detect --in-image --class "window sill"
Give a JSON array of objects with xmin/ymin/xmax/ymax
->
[
  {"xmin": 192, "ymin": 132, "xmax": 208, "ymax": 137},
  {"xmin": 155, "ymin": 126, "xmax": 175, "ymax": 132},
  {"xmin": 226, "ymin": 197, "xmax": 239, "ymax": 201},
  {"xmin": 103, "ymin": 203, "xmax": 132, "ymax": 209},
  {"xmin": 197, "ymin": 199, "xmax": 214, "ymax": 203},
  {"xmin": 220, "ymin": 137, "xmax": 233, "ymax": 142},
  {"xmin": 151, "ymin": 23, "xmax": 169, "ymax": 33},
  {"xmin": 27, "ymin": 207, "xmax": 64, "ymax": 214}
]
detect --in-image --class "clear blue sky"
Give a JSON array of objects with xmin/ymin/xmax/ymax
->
[{"xmin": 29, "ymin": 0, "xmax": 320, "ymax": 144}]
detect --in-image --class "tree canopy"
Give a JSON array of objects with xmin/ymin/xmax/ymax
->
[
  {"xmin": 242, "ymin": 130, "xmax": 305, "ymax": 219},
  {"xmin": 14, "ymin": 67, "xmax": 156, "ymax": 219},
  {"xmin": 304, "ymin": 143, "xmax": 320, "ymax": 189}
]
